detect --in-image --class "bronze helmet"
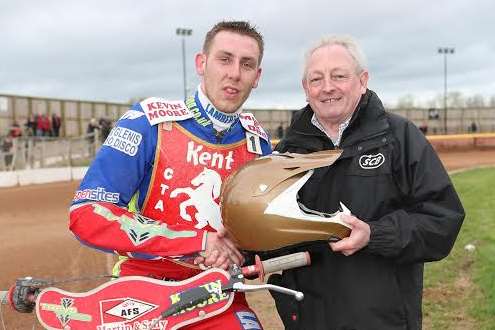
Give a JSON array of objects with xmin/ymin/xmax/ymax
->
[{"xmin": 221, "ymin": 150, "xmax": 351, "ymax": 252}]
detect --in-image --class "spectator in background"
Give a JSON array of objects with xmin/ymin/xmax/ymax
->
[
  {"xmin": 419, "ymin": 121, "xmax": 428, "ymax": 135},
  {"xmin": 86, "ymin": 118, "xmax": 100, "ymax": 143},
  {"xmin": 276, "ymin": 122, "xmax": 285, "ymax": 139},
  {"xmin": 3, "ymin": 122, "xmax": 22, "ymax": 168},
  {"xmin": 9, "ymin": 121, "xmax": 23, "ymax": 138},
  {"xmin": 35, "ymin": 113, "xmax": 43, "ymax": 136},
  {"xmin": 52, "ymin": 113, "xmax": 62, "ymax": 137},
  {"xmin": 469, "ymin": 121, "xmax": 478, "ymax": 133},
  {"xmin": 86, "ymin": 118, "xmax": 100, "ymax": 156},
  {"xmin": 98, "ymin": 117, "xmax": 112, "ymax": 142},
  {"xmin": 25, "ymin": 115, "xmax": 36, "ymax": 136},
  {"xmin": 2, "ymin": 136, "xmax": 14, "ymax": 167},
  {"xmin": 41, "ymin": 114, "xmax": 52, "ymax": 136}
]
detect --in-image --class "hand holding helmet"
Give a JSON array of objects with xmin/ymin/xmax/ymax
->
[
  {"xmin": 194, "ymin": 228, "xmax": 245, "ymax": 269},
  {"xmin": 329, "ymin": 214, "xmax": 371, "ymax": 256}
]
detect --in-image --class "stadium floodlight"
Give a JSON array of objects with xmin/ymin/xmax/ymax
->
[
  {"xmin": 176, "ymin": 28, "xmax": 193, "ymax": 100},
  {"xmin": 437, "ymin": 47, "xmax": 455, "ymax": 134}
]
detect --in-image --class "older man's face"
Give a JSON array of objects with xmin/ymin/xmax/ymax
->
[{"xmin": 303, "ymin": 45, "xmax": 368, "ymax": 125}]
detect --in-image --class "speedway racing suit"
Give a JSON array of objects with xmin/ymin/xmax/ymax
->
[{"xmin": 69, "ymin": 88, "xmax": 272, "ymax": 329}]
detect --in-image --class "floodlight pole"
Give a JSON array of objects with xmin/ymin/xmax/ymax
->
[
  {"xmin": 176, "ymin": 28, "xmax": 193, "ymax": 99},
  {"xmin": 437, "ymin": 47, "xmax": 455, "ymax": 134}
]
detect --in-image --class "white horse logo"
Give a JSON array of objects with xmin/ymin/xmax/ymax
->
[{"xmin": 170, "ymin": 167, "xmax": 224, "ymax": 231}]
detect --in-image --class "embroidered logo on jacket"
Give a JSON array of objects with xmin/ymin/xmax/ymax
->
[
  {"xmin": 359, "ymin": 153, "xmax": 385, "ymax": 169},
  {"xmin": 92, "ymin": 204, "xmax": 197, "ymax": 245}
]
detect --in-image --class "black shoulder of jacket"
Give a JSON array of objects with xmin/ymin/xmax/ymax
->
[{"xmin": 275, "ymin": 105, "xmax": 331, "ymax": 154}]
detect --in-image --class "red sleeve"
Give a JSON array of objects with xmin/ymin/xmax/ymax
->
[{"xmin": 69, "ymin": 202, "xmax": 207, "ymax": 257}]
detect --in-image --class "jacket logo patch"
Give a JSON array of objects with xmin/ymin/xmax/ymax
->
[
  {"xmin": 359, "ymin": 153, "xmax": 385, "ymax": 169},
  {"xmin": 239, "ymin": 113, "xmax": 269, "ymax": 142},
  {"xmin": 103, "ymin": 127, "xmax": 142, "ymax": 156}
]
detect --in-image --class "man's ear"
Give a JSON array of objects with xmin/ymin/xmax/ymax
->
[
  {"xmin": 359, "ymin": 70, "xmax": 369, "ymax": 94},
  {"xmin": 195, "ymin": 53, "xmax": 206, "ymax": 76},
  {"xmin": 252, "ymin": 67, "xmax": 262, "ymax": 89},
  {"xmin": 302, "ymin": 78, "xmax": 309, "ymax": 101}
]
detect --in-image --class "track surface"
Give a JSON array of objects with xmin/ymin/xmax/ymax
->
[{"xmin": 1, "ymin": 149, "xmax": 494, "ymax": 329}]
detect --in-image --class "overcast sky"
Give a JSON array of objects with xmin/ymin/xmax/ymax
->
[{"xmin": 1, "ymin": 0, "xmax": 494, "ymax": 109}]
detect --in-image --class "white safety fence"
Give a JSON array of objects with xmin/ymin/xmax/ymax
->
[
  {"xmin": 0, "ymin": 132, "xmax": 100, "ymax": 172},
  {"xmin": 0, "ymin": 166, "xmax": 88, "ymax": 187},
  {"xmin": 0, "ymin": 133, "xmax": 99, "ymax": 187}
]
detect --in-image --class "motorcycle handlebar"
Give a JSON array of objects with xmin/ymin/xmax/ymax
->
[{"xmin": 241, "ymin": 251, "xmax": 311, "ymax": 281}]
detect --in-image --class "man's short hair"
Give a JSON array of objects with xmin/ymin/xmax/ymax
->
[
  {"xmin": 303, "ymin": 35, "xmax": 368, "ymax": 78},
  {"xmin": 203, "ymin": 21, "xmax": 264, "ymax": 64}
]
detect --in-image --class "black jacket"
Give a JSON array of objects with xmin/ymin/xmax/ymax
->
[{"xmin": 270, "ymin": 90, "xmax": 465, "ymax": 330}]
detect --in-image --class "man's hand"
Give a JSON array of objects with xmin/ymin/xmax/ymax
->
[
  {"xmin": 329, "ymin": 214, "xmax": 370, "ymax": 256},
  {"xmin": 194, "ymin": 228, "xmax": 244, "ymax": 270}
]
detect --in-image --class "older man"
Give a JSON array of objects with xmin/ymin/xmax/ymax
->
[{"xmin": 271, "ymin": 36, "xmax": 464, "ymax": 330}]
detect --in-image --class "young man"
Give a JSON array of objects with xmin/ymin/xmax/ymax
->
[
  {"xmin": 69, "ymin": 21, "xmax": 271, "ymax": 329},
  {"xmin": 270, "ymin": 36, "xmax": 464, "ymax": 330}
]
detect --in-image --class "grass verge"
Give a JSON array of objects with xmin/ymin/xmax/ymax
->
[{"xmin": 423, "ymin": 167, "xmax": 495, "ymax": 329}]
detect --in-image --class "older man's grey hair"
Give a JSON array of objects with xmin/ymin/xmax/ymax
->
[{"xmin": 303, "ymin": 35, "xmax": 368, "ymax": 78}]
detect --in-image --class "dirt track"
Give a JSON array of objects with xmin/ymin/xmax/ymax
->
[{"xmin": 1, "ymin": 149, "xmax": 494, "ymax": 329}]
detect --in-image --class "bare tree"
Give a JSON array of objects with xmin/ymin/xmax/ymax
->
[
  {"xmin": 465, "ymin": 94, "xmax": 485, "ymax": 108},
  {"xmin": 447, "ymin": 91, "xmax": 465, "ymax": 108},
  {"xmin": 426, "ymin": 97, "xmax": 439, "ymax": 109},
  {"xmin": 396, "ymin": 94, "xmax": 416, "ymax": 109}
]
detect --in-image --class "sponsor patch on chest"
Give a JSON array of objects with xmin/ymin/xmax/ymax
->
[
  {"xmin": 359, "ymin": 153, "xmax": 385, "ymax": 169},
  {"xmin": 140, "ymin": 97, "xmax": 193, "ymax": 125}
]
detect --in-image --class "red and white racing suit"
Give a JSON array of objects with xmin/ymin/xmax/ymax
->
[{"xmin": 69, "ymin": 89, "xmax": 272, "ymax": 329}]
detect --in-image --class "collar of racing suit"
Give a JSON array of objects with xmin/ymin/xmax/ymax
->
[{"xmin": 196, "ymin": 85, "xmax": 242, "ymax": 132}]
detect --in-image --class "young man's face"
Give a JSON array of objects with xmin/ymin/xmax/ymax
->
[
  {"xmin": 303, "ymin": 44, "xmax": 368, "ymax": 125},
  {"xmin": 195, "ymin": 31, "xmax": 262, "ymax": 113}
]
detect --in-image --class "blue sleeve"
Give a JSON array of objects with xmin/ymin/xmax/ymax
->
[
  {"xmin": 72, "ymin": 105, "xmax": 157, "ymax": 208},
  {"xmin": 261, "ymin": 136, "xmax": 273, "ymax": 156}
]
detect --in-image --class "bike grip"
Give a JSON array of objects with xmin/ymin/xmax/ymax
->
[
  {"xmin": 161, "ymin": 286, "xmax": 211, "ymax": 318},
  {"xmin": 261, "ymin": 252, "xmax": 311, "ymax": 274}
]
